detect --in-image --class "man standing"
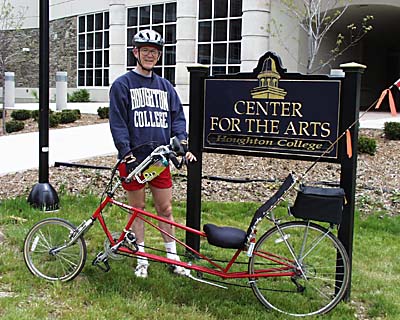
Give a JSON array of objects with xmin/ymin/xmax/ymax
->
[{"xmin": 109, "ymin": 29, "xmax": 196, "ymax": 278}]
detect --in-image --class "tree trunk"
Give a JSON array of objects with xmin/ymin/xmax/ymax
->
[{"xmin": 1, "ymin": 68, "xmax": 6, "ymax": 135}]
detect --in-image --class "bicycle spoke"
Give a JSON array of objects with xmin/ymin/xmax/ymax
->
[
  {"xmin": 57, "ymin": 252, "xmax": 80, "ymax": 269},
  {"xmin": 37, "ymin": 230, "xmax": 53, "ymax": 250},
  {"xmin": 24, "ymin": 218, "xmax": 87, "ymax": 281},
  {"xmin": 248, "ymin": 221, "xmax": 350, "ymax": 316}
]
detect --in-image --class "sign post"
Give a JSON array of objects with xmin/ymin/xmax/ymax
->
[
  {"xmin": 185, "ymin": 66, "xmax": 209, "ymax": 252},
  {"xmin": 338, "ymin": 62, "xmax": 366, "ymax": 299}
]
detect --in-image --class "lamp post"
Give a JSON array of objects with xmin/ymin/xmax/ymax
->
[{"xmin": 27, "ymin": 0, "xmax": 59, "ymax": 211}]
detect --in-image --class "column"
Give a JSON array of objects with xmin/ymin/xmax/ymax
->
[
  {"xmin": 241, "ymin": 0, "xmax": 271, "ymax": 72},
  {"xmin": 109, "ymin": 0, "xmax": 126, "ymax": 85},
  {"xmin": 56, "ymin": 71, "xmax": 67, "ymax": 110},
  {"xmin": 4, "ymin": 72, "xmax": 15, "ymax": 108},
  {"xmin": 175, "ymin": 0, "xmax": 198, "ymax": 105}
]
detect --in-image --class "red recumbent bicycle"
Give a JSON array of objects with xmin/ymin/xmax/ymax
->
[{"xmin": 23, "ymin": 138, "xmax": 350, "ymax": 317}]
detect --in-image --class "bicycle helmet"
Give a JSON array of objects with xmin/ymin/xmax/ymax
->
[{"xmin": 133, "ymin": 29, "xmax": 165, "ymax": 50}]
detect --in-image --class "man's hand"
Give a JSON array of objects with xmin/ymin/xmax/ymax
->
[
  {"xmin": 170, "ymin": 137, "xmax": 197, "ymax": 162},
  {"xmin": 178, "ymin": 140, "xmax": 197, "ymax": 162},
  {"xmin": 185, "ymin": 151, "xmax": 197, "ymax": 162},
  {"xmin": 177, "ymin": 140, "xmax": 197, "ymax": 162}
]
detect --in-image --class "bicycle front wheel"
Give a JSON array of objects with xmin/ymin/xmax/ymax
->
[
  {"xmin": 248, "ymin": 221, "xmax": 350, "ymax": 317},
  {"xmin": 24, "ymin": 218, "xmax": 87, "ymax": 282}
]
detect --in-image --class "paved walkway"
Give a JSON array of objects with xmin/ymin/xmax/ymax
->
[
  {"xmin": 0, "ymin": 108, "xmax": 398, "ymax": 176},
  {"xmin": 0, "ymin": 123, "xmax": 116, "ymax": 176},
  {"xmin": 358, "ymin": 111, "xmax": 399, "ymax": 129}
]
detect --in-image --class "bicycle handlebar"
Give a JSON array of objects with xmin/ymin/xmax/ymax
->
[{"xmin": 169, "ymin": 153, "xmax": 183, "ymax": 169}]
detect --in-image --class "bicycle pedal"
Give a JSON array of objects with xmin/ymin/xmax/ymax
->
[
  {"xmin": 92, "ymin": 252, "xmax": 111, "ymax": 272},
  {"xmin": 126, "ymin": 242, "xmax": 138, "ymax": 253},
  {"xmin": 124, "ymin": 231, "xmax": 139, "ymax": 252}
]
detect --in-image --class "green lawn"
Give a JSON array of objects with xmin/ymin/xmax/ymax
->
[{"xmin": 0, "ymin": 194, "xmax": 399, "ymax": 319}]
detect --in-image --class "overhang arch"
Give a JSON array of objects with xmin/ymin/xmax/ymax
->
[{"xmin": 324, "ymin": 2, "xmax": 400, "ymax": 110}]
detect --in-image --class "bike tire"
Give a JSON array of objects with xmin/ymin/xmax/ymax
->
[
  {"xmin": 248, "ymin": 221, "xmax": 350, "ymax": 317},
  {"xmin": 23, "ymin": 218, "xmax": 87, "ymax": 282}
]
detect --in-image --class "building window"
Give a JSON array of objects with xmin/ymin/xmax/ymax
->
[
  {"xmin": 77, "ymin": 11, "xmax": 110, "ymax": 87},
  {"xmin": 197, "ymin": 0, "xmax": 242, "ymax": 75},
  {"xmin": 127, "ymin": 2, "xmax": 177, "ymax": 85}
]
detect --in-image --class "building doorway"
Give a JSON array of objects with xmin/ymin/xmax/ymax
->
[{"xmin": 326, "ymin": 4, "xmax": 400, "ymax": 110}]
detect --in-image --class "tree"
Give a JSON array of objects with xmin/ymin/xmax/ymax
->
[
  {"xmin": 0, "ymin": 0, "xmax": 27, "ymax": 134},
  {"xmin": 269, "ymin": 0, "xmax": 373, "ymax": 74}
]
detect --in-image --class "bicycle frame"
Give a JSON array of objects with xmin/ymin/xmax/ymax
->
[{"xmin": 86, "ymin": 193, "xmax": 298, "ymax": 281}]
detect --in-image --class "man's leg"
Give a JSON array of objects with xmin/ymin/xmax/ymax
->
[
  {"xmin": 150, "ymin": 186, "xmax": 187, "ymax": 275},
  {"xmin": 127, "ymin": 188, "xmax": 148, "ymax": 277},
  {"xmin": 126, "ymin": 188, "xmax": 146, "ymax": 243},
  {"xmin": 149, "ymin": 186, "xmax": 174, "ymax": 241}
]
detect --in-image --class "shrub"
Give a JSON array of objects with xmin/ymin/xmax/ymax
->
[
  {"xmin": 5, "ymin": 120, "xmax": 25, "ymax": 133},
  {"xmin": 67, "ymin": 89, "xmax": 90, "ymax": 102},
  {"xmin": 59, "ymin": 110, "xmax": 79, "ymax": 124},
  {"xmin": 71, "ymin": 109, "xmax": 81, "ymax": 119},
  {"xmin": 31, "ymin": 109, "xmax": 39, "ymax": 121},
  {"xmin": 11, "ymin": 109, "xmax": 31, "ymax": 121},
  {"xmin": 384, "ymin": 122, "xmax": 400, "ymax": 140},
  {"xmin": 358, "ymin": 136, "xmax": 377, "ymax": 155},
  {"xmin": 62, "ymin": 109, "xmax": 81, "ymax": 119},
  {"xmin": 97, "ymin": 106, "xmax": 109, "ymax": 119},
  {"xmin": 49, "ymin": 113, "xmax": 60, "ymax": 128},
  {"xmin": 31, "ymin": 90, "xmax": 39, "ymax": 102},
  {"xmin": 32, "ymin": 109, "xmax": 54, "ymax": 122}
]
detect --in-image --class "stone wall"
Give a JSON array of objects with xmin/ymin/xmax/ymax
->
[
  {"xmin": 49, "ymin": 16, "xmax": 77, "ymax": 88},
  {"xmin": 0, "ymin": 16, "xmax": 77, "ymax": 89},
  {"xmin": 0, "ymin": 28, "xmax": 39, "ymax": 88}
]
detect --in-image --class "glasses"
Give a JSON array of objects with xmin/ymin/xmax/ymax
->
[{"xmin": 140, "ymin": 48, "xmax": 160, "ymax": 57}]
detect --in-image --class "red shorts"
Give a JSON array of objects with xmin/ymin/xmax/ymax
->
[{"xmin": 118, "ymin": 163, "xmax": 172, "ymax": 191}]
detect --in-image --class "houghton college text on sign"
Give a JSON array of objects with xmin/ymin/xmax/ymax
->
[{"xmin": 203, "ymin": 55, "xmax": 342, "ymax": 159}]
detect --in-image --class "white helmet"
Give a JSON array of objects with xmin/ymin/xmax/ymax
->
[{"xmin": 133, "ymin": 29, "xmax": 164, "ymax": 50}]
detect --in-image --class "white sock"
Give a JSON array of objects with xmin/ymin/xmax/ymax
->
[
  {"xmin": 137, "ymin": 242, "xmax": 148, "ymax": 266},
  {"xmin": 164, "ymin": 241, "xmax": 180, "ymax": 261}
]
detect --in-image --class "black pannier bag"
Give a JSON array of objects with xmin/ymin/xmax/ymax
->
[{"xmin": 290, "ymin": 185, "xmax": 346, "ymax": 224}]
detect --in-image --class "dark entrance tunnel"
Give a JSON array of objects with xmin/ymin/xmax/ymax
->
[{"xmin": 327, "ymin": 4, "xmax": 400, "ymax": 111}]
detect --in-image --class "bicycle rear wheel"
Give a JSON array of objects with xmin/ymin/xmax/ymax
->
[
  {"xmin": 24, "ymin": 218, "xmax": 87, "ymax": 282},
  {"xmin": 248, "ymin": 221, "xmax": 350, "ymax": 317}
]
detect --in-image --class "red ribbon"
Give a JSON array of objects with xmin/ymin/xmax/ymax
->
[
  {"xmin": 346, "ymin": 130, "xmax": 352, "ymax": 159},
  {"xmin": 375, "ymin": 88, "xmax": 397, "ymax": 116}
]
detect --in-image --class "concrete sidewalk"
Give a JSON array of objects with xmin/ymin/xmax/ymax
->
[
  {"xmin": 358, "ymin": 111, "xmax": 399, "ymax": 129},
  {"xmin": 6, "ymin": 102, "xmax": 104, "ymax": 114},
  {"xmin": 0, "ymin": 123, "xmax": 116, "ymax": 176},
  {"xmin": 0, "ymin": 111, "xmax": 398, "ymax": 176}
]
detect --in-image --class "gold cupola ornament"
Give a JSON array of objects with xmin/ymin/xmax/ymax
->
[{"xmin": 251, "ymin": 56, "xmax": 287, "ymax": 99}]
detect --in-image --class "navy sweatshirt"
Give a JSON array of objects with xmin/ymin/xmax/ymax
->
[{"xmin": 109, "ymin": 70, "xmax": 187, "ymax": 160}]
